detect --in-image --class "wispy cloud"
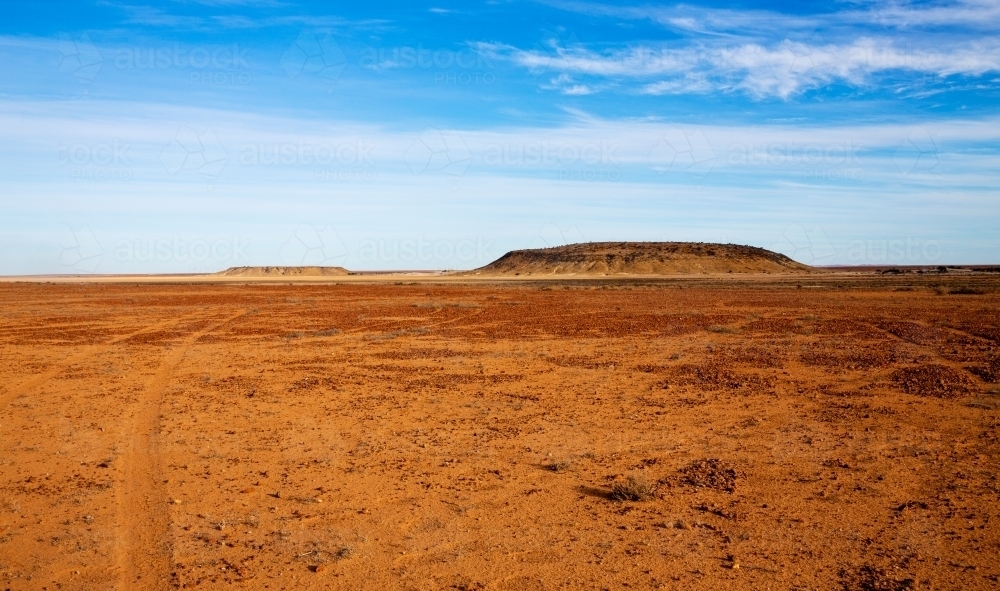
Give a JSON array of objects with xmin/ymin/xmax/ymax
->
[
  {"xmin": 542, "ymin": 0, "xmax": 1000, "ymax": 34},
  {"xmin": 851, "ymin": 0, "xmax": 1000, "ymax": 29},
  {"xmin": 173, "ymin": 0, "xmax": 288, "ymax": 6},
  {"xmin": 539, "ymin": 0, "xmax": 823, "ymax": 37},
  {"xmin": 3, "ymin": 97, "xmax": 999, "ymax": 271},
  {"xmin": 117, "ymin": 4, "xmax": 205, "ymax": 27},
  {"xmin": 209, "ymin": 13, "xmax": 391, "ymax": 29},
  {"xmin": 479, "ymin": 37, "xmax": 1000, "ymax": 98},
  {"xmin": 108, "ymin": 2, "xmax": 389, "ymax": 30}
]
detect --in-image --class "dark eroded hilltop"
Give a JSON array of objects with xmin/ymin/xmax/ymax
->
[{"xmin": 471, "ymin": 242, "xmax": 812, "ymax": 275}]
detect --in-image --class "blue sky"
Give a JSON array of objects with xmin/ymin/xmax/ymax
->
[{"xmin": 1, "ymin": 0, "xmax": 998, "ymax": 273}]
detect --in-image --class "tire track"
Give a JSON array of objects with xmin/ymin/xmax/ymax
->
[
  {"xmin": 115, "ymin": 311, "xmax": 246, "ymax": 591},
  {"xmin": 0, "ymin": 312, "xmax": 205, "ymax": 410}
]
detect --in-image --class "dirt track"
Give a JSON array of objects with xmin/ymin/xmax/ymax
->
[{"xmin": 1, "ymin": 279, "xmax": 999, "ymax": 590}]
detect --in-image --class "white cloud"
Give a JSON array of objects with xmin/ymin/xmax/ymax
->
[
  {"xmin": 543, "ymin": 0, "xmax": 1000, "ymax": 34},
  {"xmin": 479, "ymin": 37, "xmax": 1000, "ymax": 98},
  {"xmin": 852, "ymin": 0, "xmax": 1000, "ymax": 29},
  {"xmin": 3, "ymin": 98, "xmax": 999, "ymax": 272},
  {"xmin": 5, "ymin": 97, "xmax": 1000, "ymax": 182},
  {"xmin": 540, "ymin": 0, "xmax": 819, "ymax": 37},
  {"xmin": 641, "ymin": 75, "xmax": 713, "ymax": 95},
  {"xmin": 118, "ymin": 5, "xmax": 205, "ymax": 27},
  {"xmin": 174, "ymin": 0, "xmax": 287, "ymax": 6},
  {"xmin": 111, "ymin": 4, "xmax": 389, "ymax": 30}
]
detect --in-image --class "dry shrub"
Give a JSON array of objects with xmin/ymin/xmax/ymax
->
[
  {"xmin": 544, "ymin": 460, "xmax": 572, "ymax": 473},
  {"xmin": 949, "ymin": 286, "xmax": 985, "ymax": 295},
  {"xmin": 610, "ymin": 474, "xmax": 654, "ymax": 501}
]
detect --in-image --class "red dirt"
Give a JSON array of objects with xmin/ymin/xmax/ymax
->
[{"xmin": 1, "ymin": 279, "xmax": 999, "ymax": 590}]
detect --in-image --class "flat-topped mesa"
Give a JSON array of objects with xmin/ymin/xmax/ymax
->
[
  {"xmin": 215, "ymin": 266, "xmax": 349, "ymax": 277},
  {"xmin": 472, "ymin": 242, "xmax": 812, "ymax": 275}
]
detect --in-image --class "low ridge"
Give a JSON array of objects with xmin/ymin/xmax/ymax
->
[
  {"xmin": 216, "ymin": 266, "xmax": 349, "ymax": 277},
  {"xmin": 472, "ymin": 242, "xmax": 811, "ymax": 275}
]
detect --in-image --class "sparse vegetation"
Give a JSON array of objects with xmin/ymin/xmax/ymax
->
[
  {"xmin": 544, "ymin": 460, "xmax": 572, "ymax": 473},
  {"xmin": 610, "ymin": 474, "xmax": 655, "ymax": 501},
  {"xmin": 949, "ymin": 286, "xmax": 986, "ymax": 295},
  {"xmin": 6, "ymin": 277, "xmax": 1000, "ymax": 589},
  {"xmin": 336, "ymin": 546, "xmax": 354, "ymax": 560}
]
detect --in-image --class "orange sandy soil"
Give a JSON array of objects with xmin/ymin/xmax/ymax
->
[{"xmin": 1, "ymin": 280, "xmax": 999, "ymax": 591}]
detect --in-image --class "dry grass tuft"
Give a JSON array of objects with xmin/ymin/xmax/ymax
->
[
  {"xmin": 610, "ymin": 474, "xmax": 655, "ymax": 501},
  {"xmin": 706, "ymin": 324, "xmax": 740, "ymax": 334},
  {"xmin": 544, "ymin": 460, "xmax": 572, "ymax": 473}
]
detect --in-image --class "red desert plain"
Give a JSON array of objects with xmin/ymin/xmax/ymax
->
[{"xmin": 1, "ymin": 244, "xmax": 1000, "ymax": 591}]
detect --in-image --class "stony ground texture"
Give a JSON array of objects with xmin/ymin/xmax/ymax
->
[{"xmin": 1, "ymin": 279, "xmax": 998, "ymax": 590}]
